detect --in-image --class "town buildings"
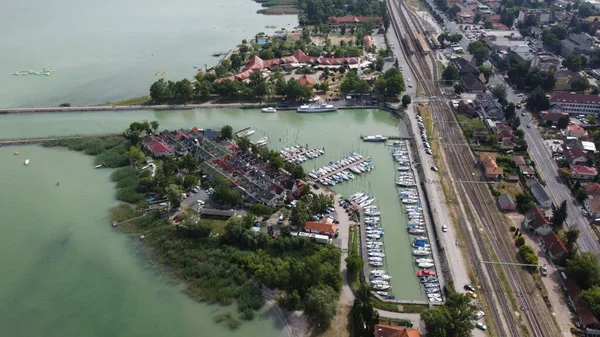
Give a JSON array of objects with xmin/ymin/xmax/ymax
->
[
  {"xmin": 517, "ymin": 9, "xmax": 552, "ymax": 24},
  {"xmin": 549, "ymin": 93, "xmax": 600, "ymax": 115},
  {"xmin": 480, "ymin": 152, "xmax": 503, "ymax": 180},
  {"xmin": 526, "ymin": 179, "xmax": 553, "ymax": 209},
  {"xmin": 523, "ymin": 205, "xmax": 553, "ymax": 236},
  {"xmin": 374, "ymin": 324, "xmax": 422, "ymax": 337},
  {"xmin": 561, "ymin": 33, "xmax": 597, "ymax": 57},
  {"xmin": 540, "ymin": 105, "xmax": 570, "ymax": 125},
  {"xmin": 498, "ymin": 193, "xmax": 516, "ymax": 211},
  {"xmin": 450, "ymin": 57, "xmax": 486, "ymax": 93},
  {"xmin": 327, "ymin": 16, "xmax": 383, "ymax": 29}
]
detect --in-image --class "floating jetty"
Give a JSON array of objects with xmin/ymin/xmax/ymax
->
[
  {"xmin": 234, "ymin": 127, "xmax": 255, "ymax": 138},
  {"xmin": 13, "ymin": 69, "xmax": 55, "ymax": 76},
  {"xmin": 308, "ymin": 153, "xmax": 373, "ymax": 186},
  {"xmin": 280, "ymin": 145, "xmax": 324, "ymax": 163},
  {"xmin": 153, "ymin": 71, "xmax": 168, "ymax": 76}
]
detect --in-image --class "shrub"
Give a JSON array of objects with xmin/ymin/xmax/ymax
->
[
  {"xmin": 95, "ymin": 148, "xmax": 129, "ymax": 168},
  {"xmin": 111, "ymin": 167, "xmax": 139, "ymax": 182},
  {"xmin": 116, "ymin": 186, "xmax": 144, "ymax": 203},
  {"xmin": 515, "ymin": 236, "xmax": 525, "ymax": 247},
  {"xmin": 509, "ymin": 226, "xmax": 516, "ymax": 232}
]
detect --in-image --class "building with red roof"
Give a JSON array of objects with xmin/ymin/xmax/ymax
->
[
  {"xmin": 571, "ymin": 165, "xmax": 598, "ymax": 180},
  {"xmin": 144, "ymin": 141, "xmax": 175, "ymax": 157},
  {"xmin": 566, "ymin": 124, "xmax": 588, "ymax": 138},
  {"xmin": 549, "ymin": 92, "xmax": 600, "ymax": 115},
  {"xmin": 585, "ymin": 182, "xmax": 600, "ymax": 196},
  {"xmin": 303, "ymin": 221, "xmax": 338, "ymax": 237},
  {"xmin": 297, "ymin": 74, "xmax": 317, "ymax": 86},
  {"xmin": 542, "ymin": 231, "xmax": 568, "ymax": 261},
  {"xmin": 540, "ymin": 105, "xmax": 569, "ymax": 124},
  {"xmin": 564, "ymin": 146, "xmax": 590, "ymax": 166},
  {"xmin": 523, "ymin": 206, "xmax": 553, "ymax": 236},
  {"xmin": 374, "ymin": 325, "xmax": 421, "ymax": 337}
]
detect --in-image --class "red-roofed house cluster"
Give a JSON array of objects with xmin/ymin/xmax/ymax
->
[
  {"xmin": 217, "ymin": 49, "xmax": 363, "ymax": 82},
  {"xmin": 326, "ymin": 16, "xmax": 383, "ymax": 28}
]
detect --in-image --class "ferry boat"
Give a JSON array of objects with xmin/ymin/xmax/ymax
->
[
  {"xmin": 362, "ymin": 135, "xmax": 389, "ymax": 142},
  {"xmin": 297, "ymin": 103, "xmax": 337, "ymax": 113},
  {"xmin": 262, "ymin": 107, "xmax": 277, "ymax": 113}
]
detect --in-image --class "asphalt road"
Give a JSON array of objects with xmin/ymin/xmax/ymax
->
[{"xmin": 503, "ymin": 84, "xmax": 600, "ymax": 256}]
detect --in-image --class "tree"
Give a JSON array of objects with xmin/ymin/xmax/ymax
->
[
  {"xmin": 567, "ymin": 252, "xmax": 600, "ymax": 289},
  {"xmin": 290, "ymin": 200, "xmax": 309, "ymax": 229},
  {"xmin": 382, "ymin": 68, "xmax": 405, "ymax": 98},
  {"xmin": 551, "ymin": 200, "xmax": 568, "ymax": 227},
  {"xmin": 558, "ymin": 116, "xmax": 570, "ymax": 129},
  {"xmin": 150, "ymin": 121, "xmax": 159, "ymax": 132},
  {"xmin": 149, "ymin": 78, "xmax": 170, "ymax": 103},
  {"xmin": 127, "ymin": 146, "xmax": 145, "ymax": 164},
  {"xmin": 571, "ymin": 76, "xmax": 591, "ymax": 93},
  {"xmin": 515, "ymin": 192, "xmax": 536, "ymax": 213},
  {"xmin": 583, "ymin": 286, "xmax": 600, "ymax": 317},
  {"xmin": 402, "ymin": 95, "xmax": 412, "ymax": 107},
  {"xmin": 180, "ymin": 153, "xmax": 199, "ymax": 172},
  {"xmin": 491, "ymin": 84, "xmax": 507, "ymax": 102},
  {"xmin": 166, "ymin": 184, "xmax": 183, "ymax": 208},
  {"xmin": 421, "ymin": 293, "xmax": 477, "ymax": 337},
  {"xmin": 519, "ymin": 245, "xmax": 539, "ymax": 271},
  {"xmin": 221, "ymin": 125, "xmax": 233, "ymax": 139},
  {"xmin": 504, "ymin": 102, "xmax": 516, "ymax": 120},
  {"xmin": 478, "ymin": 65, "xmax": 493, "ymax": 83},
  {"xmin": 230, "ymin": 54, "xmax": 242, "ymax": 70},
  {"xmin": 577, "ymin": 187, "xmax": 589, "ymax": 202},
  {"xmin": 249, "ymin": 71, "xmax": 268, "ymax": 99},
  {"xmin": 174, "ymin": 79, "xmax": 194, "ymax": 102},
  {"xmin": 442, "ymin": 64, "xmax": 460, "ymax": 82},
  {"xmin": 454, "ymin": 82, "xmax": 467, "ymax": 95},
  {"xmin": 467, "ymin": 41, "xmax": 489, "ymax": 66},
  {"xmin": 375, "ymin": 56, "xmax": 385, "ymax": 72},
  {"xmin": 345, "ymin": 253, "xmax": 364, "ymax": 281},
  {"xmin": 341, "ymin": 25, "xmax": 346, "ymax": 35},
  {"xmin": 564, "ymin": 229, "xmax": 580, "ymax": 251},
  {"xmin": 250, "ymin": 204, "xmax": 273, "ymax": 216},
  {"xmin": 237, "ymin": 137, "xmax": 251, "ymax": 152},
  {"xmin": 563, "ymin": 54, "xmax": 586, "ymax": 72},
  {"xmin": 527, "ymin": 86, "xmax": 550, "ymax": 113},
  {"xmin": 304, "ymin": 285, "xmax": 338, "ymax": 328},
  {"xmin": 515, "ymin": 236, "xmax": 525, "ymax": 247},
  {"xmin": 183, "ymin": 174, "xmax": 199, "ymax": 189}
]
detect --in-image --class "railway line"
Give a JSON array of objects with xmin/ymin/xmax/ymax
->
[{"xmin": 387, "ymin": 1, "xmax": 559, "ymax": 336}]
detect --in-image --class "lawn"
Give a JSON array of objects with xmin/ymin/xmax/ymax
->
[
  {"xmin": 496, "ymin": 181, "xmax": 523, "ymax": 197},
  {"xmin": 204, "ymin": 218, "xmax": 229, "ymax": 235},
  {"xmin": 456, "ymin": 113, "xmax": 485, "ymax": 137},
  {"xmin": 99, "ymin": 96, "xmax": 152, "ymax": 106}
]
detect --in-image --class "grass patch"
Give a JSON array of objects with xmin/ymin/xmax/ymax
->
[
  {"xmin": 42, "ymin": 135, "xmax": 131, "ymax": 168},
  {"xmin": 401, "ymin": 303, "xmax": 429, "ymax": 314},
  {"xmin": 370, "ymin": 297, "xmax": 399, "ymax": 312},
  {"xmin": 203, "ymin": 218, "xmax": 229, "ymax": 235},
  {"xmin": 99, "ymin": 96, "xmax": 152, "ymax": 106},
  {"xmin": 496, "ymin": 181, "xmax": 522, "ymax": 197}
]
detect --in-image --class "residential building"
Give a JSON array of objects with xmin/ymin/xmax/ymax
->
[
  {"xmin": 561, "ymin": 33, "xmax": 597, "ymax": 57},
  {"xmin": 549, "ymin": 93, "xmax": 600, "ymax": 115},
  {"xmin": 297, "ymin": 74, "xmax": 317, "ymax": 86},
  {"xmin": 531, "ymin": 53, "xmax": 561, "ymax": 71},
  {"xmin": 585, "ymin": 182, "xmax": 600, "ymax": 196},
  {"xmin": 475, "ymin": 4, "xmax": 492, "ymax": 14},
  {"xmin": 508, "ymin": 45, "xmax": 535, "ymax": 64},
  {"xmin": 457, "ymin": 100, "xmax": 478, "ymax": 118},
  {"xmin": 492, "ymin": 23, "xmax": 509, "ymax": 30},
  {"xmin": 457, "ymin": 11, "xmax": 475, "ymax": 23},
  {"xmin": 303, "ymin": 221, "xmax": 338, "ymax": 237},
  {"xmin": 581, "ymin": 140, "xmax": 597, "ymax": 154},
  {"xmin": 477, "ymin": 92, "xmax": 504, "ymax": 120},
  {"xmin": 144, "ymin": 141, "xmax": 175, "ymax": 157},
  {"xmin": 542, "ymin": 231, "xmax": 568, "ymax": 262},
  {"xmin": 463, "ymin": 73, "xmax": 487, "ymax": 92},
  {"xmin": 512, "ymin": 155, "xmax": 527, "ymax": 166},
  {"xmin": 498, "ymin": 193, "xmax": 517, "ymax": 211},
  {"xmin": 526, "ymin": 179, "xmax": 553, "ymax": 208},
  {"xmin": 523, "ymin": 206, "xmax": 553, "ymax": 235},
  {"xmin": 520, "ymin": 165, "xmax": 536, "ymax": 177},
  {"xmin": 517, "ymin": 9, "xmax": 552, "ymax": 24},
  {"xmin": 585, "ymin": 197, "xmax": 600, "ymax": 218},
  {"xmin": 554, "ymin": 70, "xmax": 582, "ymax": 91},
  {"xmin": 566, "ymin": 124, "xmax": 588, "ymax": 138},
  {"xmin": 450, "ymin": 57, "xmax": 486, "ymax": 93},
  {"xmin": 554, "ymin": 11, "xmax": 573, "ymax": 23},
  {"xmin": 571, "ymin": 165, "xmax": 598, "ymax": 180},
  {"xmin": 540, "ymin": 105, "xmax": 569, "ymax": 125},
  {"xmin": 327, "ymin": 16, "xmax": 383, "ymax": 29},
  {"xmin": 483, "ymin": 31, "xmax": 525, "ymax": 52},
  {"xmin": 564, "ymin": 146, "xmax": 590, "ymax": 166},
  {"xmin": 375, "ymin": 324, "xmax": 422, "ymax": 337},
  {"xmin": 480, "ymin": 152, "xmax": 503, "ymax": 179},
  {"xmin": 565, "ymin": 278, "xmax": 600, "ymax": 332},
  {"xmin": 485, "ymin": 14, "xmax": 501, "ymax": 23},
  {"xmin": 493, "ymin": 123, "xmax": 514, "ymax": 141},
  {"xmin": 500, "ymin": 138, "xmax": 517, "ymax": 149},
  {"xmin": 450, "ymin": 57, "xmax": 479, "ymax": 75}
]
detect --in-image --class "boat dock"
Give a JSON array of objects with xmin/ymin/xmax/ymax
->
[
  {"xmin": 312, "ymin": 156, "xmax": 371, "ymax": 181},
  {"xmin": 283, "ymin": 147, "xmax": 319, "ymax": 161},
  {"xmin": 234, "ymin": 127, "xmax": 254, "ymax": 138},
  {"xmin": 360, "ymin": 135, "xmax": 411, "ymax": 141}
]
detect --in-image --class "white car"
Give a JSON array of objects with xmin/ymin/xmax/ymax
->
[
  {"xmin": 476, "ymin": 311, "xmax": 485, "ymax": 319},
  {"xmin": 442, "ymin": 225, "xmax": 447, "ymax": 232},
  {"xmin": 407, "ymin": 78, "xmax": 411, "ymax": 82}
]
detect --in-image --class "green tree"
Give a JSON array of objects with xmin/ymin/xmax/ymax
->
[
  {"xmin": 558, "ymin": 116, "xmax": 570, "ymax": 129},
  {"xmin": 421, "ymin": 293, "xmax": 477, "ymax": 337},
  {"xmin": 174, "ymin": 79, "xmax": 194, "ymax": 102},
  {"xmin": 504, "ymin": 102, "xmax": 516, "ymax": 120},
  {"xmin": 577, "ymin": 187, "xmax": 589, "ymax": 202},
  {"xmin": 221, "ymin": 125, "xmax": 233, "ymax": 139},
  {"xmin": 149, "ymin": 78, "xmax": 170, "ymax": 103},
  {"xmin": 250, "ymin": 204, "xmax": 273, "ymax": 216},
  {"xmin": 382, "ymin": 67, "xmax": 405, "ymax": 98},
  {"xmin": 515, "ymin": 236, "xmax": 525, "ymax": 247},
  {"xmin": 582, "ymin": 286, "xmax": 600, "ymax": 317},
  {"xmin": 150, "ymin": 121, "xmax": 159, "ymax": 132},
  {"xmin": 478, "ymin": 65, "xmax": 493, "ymax": 83},
  {"xmin": 402, "ymin": 95, "xmax": 412, "ymax": 107},
  {"xmin": 166, "ymin": 184, "xmax": 183, "ymax": 208},
  {"xmin": 180, "ymin": 153, "xmax": 199, "ymax": 172},
  {"xmin": 249, "ymin": 71, "xmax": 268, "ymax": 99},
  {"xmin": 563, "ymin": 54, "xmax": 586, "ymax": 72},
  {"xmin": 304, "ymin": 285, "xmax": 338, "ymax": 328},
  {"xmin": 551, "ymin": 200, "xmax": 568, "ymax": 227},
  {"xmin": 375, "ymin": 56, "xmax": 385, "ymax": 72},
  {"xmin": 491, "ymin": 84, "xmax": 507, "ymax": 102},
  {"xmin": 467, "ymin": 41, "xmax": 489, "ymax": 66},
  {"xmin": 183, "ymin": 174, "xmax": 199, "ymax": 189},
  {"xmin": 442, "ymin": 64, "xmax": 460, "ymax": 82},
  {"xmin": 564, "ymin": 229, "xmax": 580, "ymax": 251},
  {"xmin": 571, "ymin": 76, "xmax": 591, "ymax": 93},
  {"xmin": 454, "ymin": 82, "xmax": 467, "ymax": 95},
  {"xmin": 341, "ymin": 25, "xmax": 346, "ymax": 35},
  {"xmin": 127, "ymin": 146, "xmax": 145, "ymax": 164},
  {"xmin": 515, "ymin": 192, "xmax": 536, "ymax": 213},
  {"xmin": 345, "ymin": 252, "xmax": 364, "ymax": 281},
  {"xmin": 567, "ymin": 252, "xmax": 600, "ymax": 289},
  {"xmin": 527, "ymin": 86, "xmax": 550, "ymax": 112},
  {"xmin": 237, "ymin": 137, "xmax": 251, "ymax": 152},
  {"xmin": 230, "ymin": 54, "xmax": 243, "ymax": 70}
]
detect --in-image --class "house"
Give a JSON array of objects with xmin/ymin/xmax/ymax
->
[
  {"xmin": 561, "ymin": 33, "xmax": 597, "ymax": 57},
  {"xmin": 564, "ymin": 146, "xmax": 590, "ymax": 166},
  {"xmin": 571, "ymin": 165, "xmax": 598, "ymax": 180},
  {"xmin": 531, "ymin": 53, "xmax": 561, "ymax": 71},
  {"xmin": 540, "ymin": 105, "xmax": 570, "ymax": 125},
  {"xmin": 477, "ymin": 93, "xmax": 504, "ymax": 120},
  {"xmin": 520, "ymin": 165, "xmax": 536, "ymax": 177},
  {"xmin": 450, "ymin": 57, "xmax": 479, "ymax": 75},
  {"xmin": 450, "ymin": 58, "xmax": 486, "ymax": 93},
  {"xmin": 498, "ymin": 193, "xmax": 516, "ymax": 211},
  {"xmin": 297, "ymin": 74, "xmax": 317, "ymax": 86},
  {"xmin": 463, "ymin": 73, "xmax": 487, "ymax": 93},
  {"xmin": 374, "ymin": 324, "xmax": 422, "ymax": 337},
  {"xmin": 303, "ymin": 221, "xmax": 338, "ymax": 237},
  {"xmin": 480, "ymin": 152, "xmax": 504, "ymax": 179},
  {"xmin": 144, "ymin": 141, "xmax": 175, "ymax": 157},
  {"xmin": 542, "ymin": 231, "xmax": 568, "ymax": 262},
  {"xmin": 526, "ymin": 179, "xmax": 553, "ymax": 209},
  {"xmin": 518, "ymin": 9, "xmax": 552, "ymax": 24},
  {"xmin": 585, "ymin": 182, "xmax": 600, "ymax": 196},
  {"xmin": 508, "ymin": 45, "xmax": 535, "ymax": 64},
  {"xmin": 523, "ymin": 206, "xmax": 553, "ymax": 236},
  {"xmin": 566, "ymin": 124, "xmax": 588, "ymax": 138},
  {"xmin": 457, "ymin": 11, "xmax": 475, "ymax": 23},
  {"xmin": 584, "ymin": 197, "xmax": 600, "ymax": 218},
  {"xmin": 554, "ymin": 70, "xmax": 582, "ymax": 91},
  {"xmin": 492, "ymin": 23, "xmax": 509, "ymax": 30},
  {"xmin": 472, "ymin": 128, "xmax": 490, "ymax": 140},
  {"xmin": 499, "ymin": 138, "xmax": 517, "ymax": 149},
  {"xmin": 549, "ymin": 92, "xmax": 600, "ymax": 115},
  {"xmin": 457, "ymin": 100, "xmax": 478, "ymax": 118},
  {"xmin": 327, "ymin": 16, "xmax": 383, "ymax": 28},
  {"xmin": 512, "ymin": 155, "xmax": 527, "ymax": 166},
  {"xmin": 565, "ymin": 278, "xmax": 600, "ymax": 331}
]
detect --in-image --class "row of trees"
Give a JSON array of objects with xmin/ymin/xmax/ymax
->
[{"xmin": 421, "ymin": 293, "xmax": 478, "ymax": 337}]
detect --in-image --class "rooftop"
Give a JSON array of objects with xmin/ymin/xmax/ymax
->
[
  {"xmin": 526, "ymin": 205, "xmax": 550, "ymax": 229},
  {"xmin": 542, "ymin": 231, "xmax": 568, "ymax": 256},
  {"xmin": 550, "ymin": 92, "xmax": 600, "ymax": 105},
  {"xmin": 304, "ymin": 221, "xmax": 338, "ymax": 234},
  {"xmin": 572, "ymin": 165, "xmax": 598, "ymax": 176},
  {"xmin": 374, "ymin": 324, "xmax": 422, "ymax": 337}
]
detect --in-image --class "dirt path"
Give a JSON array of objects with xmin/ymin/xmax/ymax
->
[{"xmin": 262, "ymin": 288, "xmax": 309, "ymax": 337}]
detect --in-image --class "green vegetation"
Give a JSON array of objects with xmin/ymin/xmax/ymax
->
[
  {"xmin": 550, "ymin": 200, "xmax": 568, "ymax": 228},
  {"xmin": 297, "ymin": 0, "xmax": 387, "ymax": 26},
  {"xmin": 373, "ymin": 68, "xmax": 406, "ymax": 100},
  {"xmin": 421, "ymin": 293, "xmax": 477, "ymax": 337},
  {"xmin": 100, "ymin": 96, "xmax": 152, "ymax": 106},
  {"xmin": 42, "ymin": 136, "xmax": 131, "ymax": 168},
  {"xmin": 351, "ymin": 283, "xmax": 380, "ymax": 337},
  {"xmin": 582, "ymin": 286, "xmax": 600, "ymax": 317},
  {"xmin": 467, "ymin": 41, "xmax": 488, "ymax": 66},
  {"xmin": 519, "ymin": 245, "xmax": 539, "ymax": 272},
  {"xmin": 566, "ymin": 252, "xmax": 600, "ymax": 290}
]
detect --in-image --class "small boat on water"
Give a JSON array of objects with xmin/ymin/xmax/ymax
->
[
  {"xmin": 418, "ymin": 262, "xmax": 435, "ymax": 268},
  {"xmin": 425, "ymin": 287, "xmax": 440, "ymax": 294},
  {"xmin": 373, "ymin": 284, "xmax": 391, "ymax": 290},
  {"xmin": 262, "ymin": 107, "xmax": 277, "ymax": 113},
  {"xmin": 376, "ymin": 291, "xmax": 389, "ymax": 296},
  {"xmin": 297, "ymin": 103, "xmax": 337, "ymax": 113},
  {"xmin": 362, "ymin": 135, "xmax": 389, "ymax": 142},
  {"xmin": 14, "ymin": 151, "xmax": 19, "ymax": 155},
  {"xmin": 24, "ymin": 159, "xmax": 30, "ymax": 165},
  {"xmin": 369, "ymin": 261, "xmax": 384, "ymax": 267},
  {"xmin": 94, "ymin": 164, "xmax": 103, "ymax": 168},
  {"xmin": 415, "ymin": 258, "xmax": 434, "ymax": 264}
]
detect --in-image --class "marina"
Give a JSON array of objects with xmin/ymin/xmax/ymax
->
[
  {"xmin": 280, "ymin": 145, "xmax": 324, "ymax": 163},
  {"xmin": 308, "ymin": 153, "xmax": 373, "ymax": 186}
]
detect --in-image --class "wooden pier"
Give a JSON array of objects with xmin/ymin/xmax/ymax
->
[
  {"xmin": 312, "ymin": 156, "xmax": 372, "ymax": 181},
  {"xmin": 283, "ymin": 147, "xmax": 319, "ymax": 161}
]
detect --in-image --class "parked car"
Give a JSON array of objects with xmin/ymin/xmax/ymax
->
[
  {"xmin": 540, "ymin": 264, "xmax": 548, "ymax": 276},
  {"xmin": 476, "ymin": 322, "xmax": 487, "ymax": 331},
  {"xmin": 431, "ymin": 166, "xmax": 439, "ymax": 172},
  {"xmin": 476, "ymin": 311, "xmax": 485, "ymax": 319},
  {"xmin": 466, "ymin": 290, "xmax": 478, "ymax": 299},
  {"xmin": 442, "ymin": 225, "xmax": 448, "ymax": 232},
  {"xmin": 582, "ymin": 209, "xmax": 589, "ymax": 217}
]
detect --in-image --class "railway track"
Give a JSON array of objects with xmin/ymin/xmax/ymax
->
[{"xmin": 386, "ymin": 1, "xmax": 559, "ymax": 336}]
